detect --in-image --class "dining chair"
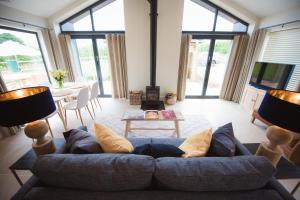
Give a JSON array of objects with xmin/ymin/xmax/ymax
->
[
  {"xmin": 63, "ymin": 87, "xmax": 94, "ymax": 126},
  {"xmin": 89, "ymin": 82, "xmax": 102, "ymax": 116}
]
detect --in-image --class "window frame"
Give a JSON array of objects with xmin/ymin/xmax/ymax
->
[
  {"xmin": 0, "ymin": 25, "xmax": 51, "ymax": 84},
  {"xmin": 59, "ymin": 0, "xmax": 125, "ymax": 34},
  {"xmin": 182, "ymin": 0, "xmax": 249, "ymax": 35}
]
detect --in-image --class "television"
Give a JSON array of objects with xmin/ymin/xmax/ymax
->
[{"xmin": 249, "ymin": 62, "xmax": 295, "ymax": 90}]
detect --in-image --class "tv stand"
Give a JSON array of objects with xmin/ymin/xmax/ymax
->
[{"xmin": 241, "ymin": 85, "xmax": 266, "ymax": 113}]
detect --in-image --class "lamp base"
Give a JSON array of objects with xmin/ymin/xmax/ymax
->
[
  {"xmin": 256, "ymin": 142, "xmax": 281, "ymax": 166},
  {"xmin": 24, "ymin": 120, "xmax": 56, "ymax": 155},
  {"xmin": 33, "ymin": 136, "xmax": 55, "ymax": 155},
  {"xmin": 256, "ymin": 126, "xmax": 293, "ymax": 166}
]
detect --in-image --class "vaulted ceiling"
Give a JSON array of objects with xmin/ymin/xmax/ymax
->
[{"xmin": 0, "ymin": 0, "xmax": 299, "ymax": 20}]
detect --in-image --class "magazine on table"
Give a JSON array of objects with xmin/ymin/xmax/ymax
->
[
  {"xmin": 125, "ymin": 110, "xmax": 144, "ymax": 119},
  {"xmin": 161, "ymin": 110, "xmax": 176, "ymax": 119},
  {"xmin": 144, "ymin": 110, "xmax": 159, "ymax": 119}
]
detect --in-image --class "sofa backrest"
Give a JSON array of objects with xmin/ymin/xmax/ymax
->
[
  {"xmin": 33, "ymin": 153, "xmax": 275, "ymax": 192},
  {"xmin": 32, "ymin": 154, "xmax": 155, "ymax": 192},
  {"xmin": 154, "ymin": 155, "xmax": 275, "ymax": 192}
]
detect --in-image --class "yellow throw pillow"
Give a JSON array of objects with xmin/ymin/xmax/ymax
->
[
  {"xmin": 179, "ymin": 128, "xmax": 212, "ymax": 158},
  {"xmin": 94, "ymin": 123, "xmax": 134, "ymax": 153}
]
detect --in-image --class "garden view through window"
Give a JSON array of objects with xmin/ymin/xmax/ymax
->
[
  {"xmin": 0, "ymin": 27, "xmax": 49, "ymax": 91},
  {"xmin": 183, "ymin": 0, "xmax": 247, "ymax": 97}
]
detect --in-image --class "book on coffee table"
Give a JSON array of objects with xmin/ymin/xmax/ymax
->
[
  {"xmin": 124, "ymin": 110, "xmax": 144, "ymax": 119},
  {"xmin": 161, "ymin": 110, "xmax": 176, "ymax": 120},
  {"xmin": 144, "ymin": 110, "xmax": 159, "ymax": 119}
]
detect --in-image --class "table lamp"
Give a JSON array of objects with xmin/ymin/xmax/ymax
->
[
  {"xmin": 0, "ymin": 86, "xmax": 56, "ymax": 155},
  {"xmin": 255, "ymin": 89, "xmax": 300, "ymax": 166}
]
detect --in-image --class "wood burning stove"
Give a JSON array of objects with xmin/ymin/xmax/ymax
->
[{"xmin": 146, "ymin": 86, "xmax": 160, "ymax": 105}]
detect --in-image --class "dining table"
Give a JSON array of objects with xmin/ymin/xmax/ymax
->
[{"xmin": 50, "ymin": 82, "xmax": 91, "ymax": 130}]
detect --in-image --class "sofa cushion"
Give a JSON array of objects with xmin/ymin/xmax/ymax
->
[
  {"xmin": 94, "ymin": 123, "xmax": 134, "ymax": 153},
  {"xmin": 154, "ymin": 156, "xmax": 275, "ymax": 192},
  {"xmin": 32, "ymin": 154, "xmax": 155, "ymax": 192},
  {"xmin": 128, "ymin": 138, "xmax": 152, "ymax": 148},
  {"xmin": 63, "ymin": 126, "xmax": 88, "ymax": 140},
  {"xmin": 208, "ymin": 123, "xmax": 236, "ymax": 157},
  {"xmin": 179, "ymin": 128, "xmax": 212, "ymax": 158},
  {"xmin": 63, "ymin": 127, "xmax": 103, "ymax": 154},
  {"xmin": 133, "ymin": 144, "xmax": 184, "ymax": 158},
  {"xmin": 151, "ymin": 138, "xmax": 185, "ymax": 147}
]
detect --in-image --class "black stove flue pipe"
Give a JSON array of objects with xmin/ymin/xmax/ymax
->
[{"xmin": 148, "ymin": 0, "xmax": 158, "ymax": 87}]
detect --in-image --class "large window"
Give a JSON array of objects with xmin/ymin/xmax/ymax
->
[
  {"xmin": 0, "ymin": 26, "xmax": 49, "ymax": 91},
  {"xmin": 60, "ymin": 0, "xmax": 124, "ymax": 97},
  {"xmin": 183, "ymin": 0, "xmax": 247, "ymax": 98}
]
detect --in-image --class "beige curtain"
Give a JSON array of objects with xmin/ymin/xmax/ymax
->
[
  {"xmin": 41, "ymin": 29, "xmax": 58, "ymax": 70},
  {"xmin": 220, "ymin": 34, "xmax": 249, "ymax": 102},
  {"xmin": 0, "ymin": 74, "xmax": 19, "ymax": 139},
  {"xmin": 58, "ymin": 34, "xmax": 76, "ymax": 82},
  {"xmin": 177, "ymin": 34, "xmax": 192, "ymax": 101},
  {"xmin": 232, "ymin": 29, "xmax": 267, "ymax": 102},
  {"xmin": 106, "ymin": 34, "xmax": 128, "ymax": 99}
]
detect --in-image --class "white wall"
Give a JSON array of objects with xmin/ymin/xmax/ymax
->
[
  {"xmin": 124, "ymin": 0, "xmax": 150, "ymax": 92},
  {"xmin": 156, "ymin": 0, "xmax": 184, "ymax": 95},
  {"xmin": 0, "ymin": 4, "xmax": 48, "ymax": 28},
  {"xmin": 259, "ymin": 6, "xmax": 300, "ymax": 28}
]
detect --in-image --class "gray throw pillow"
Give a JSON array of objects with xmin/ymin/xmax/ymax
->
[
  {"xmin": 208, "ymin": 123, "xmax": 236, "ymax": 156},
  {"xmin": 63, "ymin": 127, "xmax": 103, "ymax": 154}
]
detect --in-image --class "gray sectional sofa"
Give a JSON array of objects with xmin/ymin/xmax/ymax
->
[{"xmin": 12, "ymin": 137, "xmax": 295, "ymax": 200}]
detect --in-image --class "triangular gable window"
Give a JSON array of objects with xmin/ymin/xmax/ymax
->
[
  {"xmin": 60, "ymin": 0, "xmax": 125, "ymax": 32},
  {"xmin": 182, "ymin": 0, "xmax": 248, "ymax": 33}
]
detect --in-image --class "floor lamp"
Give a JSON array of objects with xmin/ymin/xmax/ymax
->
[
  {"xmin": 0, "ymin": 86, "xmax": 56, "ymax": 155},
  {"xmin": 255, "ymin": 89, "xmax": 300, "ymax": 166}
]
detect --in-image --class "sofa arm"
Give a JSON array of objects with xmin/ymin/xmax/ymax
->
[
  {"xmin": 234, "ymin": 138, "xmax": 252, "ymax": 155},
  {"xmin": 11, "ymin": 176, "xmax": 40, "ymax": 200},
  {"xmin": 266, "ymin": 177, "xmax": 296, "ymax": 200}
]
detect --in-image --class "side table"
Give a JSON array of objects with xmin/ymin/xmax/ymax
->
[{"xmin": 9, "ymin": 138, "xmax": 66, "ymax": 186}]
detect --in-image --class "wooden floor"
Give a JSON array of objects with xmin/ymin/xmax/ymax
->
[{"xmin": 0, "ymin": 98, "xmax": 299, "ymax": 199}]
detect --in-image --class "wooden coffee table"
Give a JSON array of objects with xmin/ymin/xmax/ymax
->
[{"xmin": 121, "ymin": 110, "xmax": 184, "ymax": 138}]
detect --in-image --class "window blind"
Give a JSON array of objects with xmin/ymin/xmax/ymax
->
[{"xmin": 261, "ymin": 28, "xmax": 300, "ymax": 91}]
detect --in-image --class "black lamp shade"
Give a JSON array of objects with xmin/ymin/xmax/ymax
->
[
  {"xmin": 258, "ymin": 89, "xmax": 300, "ymax": 133},
  {"xmin": 0, "ymin": 86, "xmax": 56, "ymax": 127}
]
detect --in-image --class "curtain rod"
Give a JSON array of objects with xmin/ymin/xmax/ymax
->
[
  {"xmin": 263, "ymin": 19, "xmax": 300, "ymax": 29},
  {"xmin": 0, "ymin": 17, "xmax": 48, "ymax": 29}
]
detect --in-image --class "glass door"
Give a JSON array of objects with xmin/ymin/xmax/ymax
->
[
  {"xmin": 186, "ymin": 39, "xmax": 210, "ymax": 96},
  {"xmin": 72, "ymin": 36, "xmax": 112, "ymax": 97},
  {"xmin": 186, "ymin": 37, "xmax": 233, "ymax": 98}
]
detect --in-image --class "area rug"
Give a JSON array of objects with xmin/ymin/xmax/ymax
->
[{"xmin": 92, "ymin": 114, "xmax": 212, "ymax": 138}]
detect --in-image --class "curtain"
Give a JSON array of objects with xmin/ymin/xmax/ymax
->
[
  {"xmin": 0, "ymin": 74, "xmax": 19, "ymax": 139},
  {"xmin": 177, "ymin": 34, "xmax": 192, "ymax": 101},
  {"xmin": 58, "ymin": 34, "xmax": 76, "ymax": 82},
  {"xmin": 106, "ymin": 34, "xmax": 128, "ymax": 99},
  {"xmin": 41, "ymin": 29, "xmax": 58, "ymax": 70},
  {"xmin": 220, "ymin": 34, "xmax": 249, "ymax": 102},
  {"xmin": 232, "ymin": 29, "xmax": 267, "ymax": 102}
]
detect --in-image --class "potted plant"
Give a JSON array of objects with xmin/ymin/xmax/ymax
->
[
  {"xmin": 50, "ymin": 69, "xmax": 67, "ymax": 88},
  {"xmin": 165, "ymin": 92, "xmax": 177, "ymax": 105}
]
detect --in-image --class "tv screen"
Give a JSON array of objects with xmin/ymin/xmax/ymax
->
[{"xmin": 250, "ymin": 62, "xmax": 294, "ymax": 90}]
